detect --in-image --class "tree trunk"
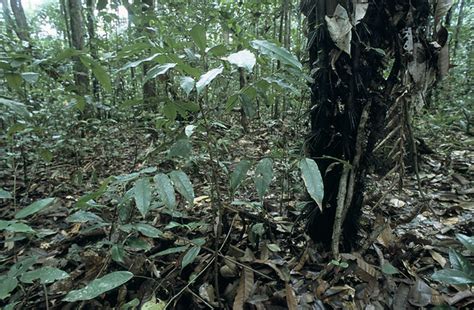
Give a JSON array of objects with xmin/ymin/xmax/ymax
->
[
  {"xmin": 302, "ymin": 1, "xmax": 443, "ymax": 252},
  {"xmin": 9, "ymin": 0, "xmax": 29, "ymax": 42},
  {"xmin": 86, "ymin": 0, "xmax": 99, "ymax": 100},
  {"xmin": 141, "ymin": 0, "xmax": 157, "ymax": 107},
  {"xmin": 452, "ymin": 0, "xmax": 465, "ymax": 60},
  {"xmin": 68, "ymin": 0, "xmax": 89, "ymax": 95}
]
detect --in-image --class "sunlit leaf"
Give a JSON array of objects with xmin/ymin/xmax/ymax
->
[
  {"xmin": 381, "ymin": 262, "xmax": 399, "ymax": 275},
  {"xmin": 250, "ymin": 39, "xmax": 302, "ymax": 70},
  {"xmin": 0, "ymin": 98, "xmax": 30, "ymax": 117},
  {"xmin": 63, "ymin": 271, "xmax": 133, "ymax": 302},
  {"xmin": 66, "ymin": 210, "xmax": 105, "ymax": 223},
  {"xmin": 226, "ymin": 50, "xmax": 256, "ymax": 72},
  {"xmin": 299, "ymin": 158, "xmax": 324, "ymax": 211},
  {"xmin": 196, "ymin": 66, "xmax": 223, "ymax": 94},
  {"xmin": 117, "ymin": 53, "xmax": 161, "ymax": 72},
  {"xmin": 15, "ymin": 198, "xmax": 55, "ymax": 219},
  {"xmin": 21, "ymin": 72, "xmax": 39, "ymax": 84},
  {"xmin": 325, "ymin": 4, "xmax": 352, "ymax": 56},
  {"xmin": 91, "ymin": 62, "xmax": 112, "ymax": 92},
  {"xmin": 179, "ymin": 76, "xmax": 195, "ymax": 96},
  {"xmin": 144, "ymin": 63, "xmax": 176, "ymax": 83},
  {"xmin": 5, "ymin": 222, "xmax": 35, "ymax": 233}
]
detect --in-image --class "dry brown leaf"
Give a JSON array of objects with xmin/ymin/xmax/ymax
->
[
  {"xmin": 429, "ymin": 250, "xmax": 447, "ymax": 268},
  {"xmin": 408, "ymin": 278, "xmax": 432, "ymax": 307},
  {"xmin": 285, "ymin": 283, "xmax": 298, "ymax": 310},
  {"xmin": 232, "ymin": 268, "xmax": 254, "ymax": 310}
]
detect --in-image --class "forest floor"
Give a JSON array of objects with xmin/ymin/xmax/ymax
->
[{"xmin": 0, "ymin": 115, "xmax": 473, "ymax": 309}]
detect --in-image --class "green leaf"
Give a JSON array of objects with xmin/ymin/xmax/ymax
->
[
  {"xmin": 38, "ymin": 148, "xmax": 53, "ymax": 162},
  {"xmin": 21, "ymin": 72, "xmax": 39, "ymax": 84},
  {"xmin": 0, "ymin": 276, "xmax": 18, "ymax": 300},
  {"xmin": 152, "ymin": 245, "xmax": 188, "ymax": 257},
  {"xmin": 66, "ymin": 210, "xmax": 105, "ymax": 223},
  {"xmin": 20, "ymin": 267, "xmax": 69, "ymax": 284},
  {"xmin": 169, "ymin": 139, "xmax": 192, "ymax": 158},
  {"xmin": 208, "ymin": 44, "xmax": 228, "ymax": 57},
  {"xmin": 63, "ymin": 271, "xmax": 133, "ymax": 302},
  {"xmin": 0, "ymin": 188, "xmax": 12, "ymax": 199},
  {"xmin": 96, "ymin": 0, "xmax": 107, "ymax": 10},
  {"xmin": 0, "ymin": 98, "xmax": 30, "ymax": 117},
  {"xmin": 190, "ymin": 24, "xmax": 206, "ymax": 53},
  {"xmin": 91, "ymin": 62, "xmax": 112, "ymax": 92},
  {"xmin": 254, "ymin": 158, "xmax": 273, "ymax": 200},
  {"xmin": 5, "ymin": 222, "xmax": 35, "ymax": 233},
  {"xmin": 250, "ymin": 39, "xmax": 302, "ymax": 70},
  {"xmin": 196, "ymin": 66, "xmax": 224, "ymax": 95},
  {"xmin": 456, "ymin": 233, "xmax": 474, "ymax": 253},
  {"xmin": 169, "ymin": 170, "xmax": 195, "ymax": 205},
  {"xmin": 162, "ymin": 102, "xmax": 177, "ymax": 121},
  {"xmin": 226, "ymin": 50, "xmax": 256, "ymax": 72},
  {"xmin": 154, "ymin": 173, "xmax": 176, "ymax": 209},
  {"xmin": 448, "ymin": 249, "xmax": 473, "ymax": 275},
  {"xmin": 15, "ymin": 198, "xmax": 55, "ymax": 219},
  {"xmin": 179, "ymin": 76, "xmax": 195, "ymax": 96},
  {"xmin": 116, "ymin": 53, "xmax": 161, "ymax": 72},
  {"xmin": 6, "ymin": 73, "xmax": 22, "ymax": 90},
  {"xmin": 134, "ymin": 223, "xmax": 163, "ymax": 238},
  {"xmin": 144, "ymin": 63, "xmax": 176, "ymax": 83},
  {"xmin": 432, "ymin": 269, "xmax": 474, "ymax": 285},
  {"xmin": 181, "ymin": 246, "xmax": 200, "ymax": 269},
  {"xmin": 299, "ymin": 158, "xmax": 324, "ymax": 211},
  {"xmin": 230, "ymin": 160, "xmax": 251, "ymax": 194},
  {"xmin": 134, "ymin": 178, "xmax": 152, "ymax": 218},
  {"xmin": 381, "ymin": 262, "xmax": 399, "ymax": 275},
  {"xmin": 111, "ymin": 244, "xmax": 126, "ymax": 263}
]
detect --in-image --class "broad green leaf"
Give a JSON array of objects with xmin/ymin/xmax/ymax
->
[
  {"xmin": 154, "ymin": 173, "xmax": 176, "ymax": 209},
  {"xmin": 66, "ymin": 210, "xmax": 105, "ymax": 223},
  {"xmin": 63, "ymin": 271, "xmax": 133, "ymax": 302},
  {"xmin": 254, "ymin": 158, "xmax": 273, "ymax": 200},
  {"xmin": 21, "ymin": 72, "xmax": 39, "ymax": 84},
  {"xmin": 196, "ymin": 66, "xmax": 224, "ymax": 95},
  {"xmin": 15, "ymin": 198, "xmax": 55, "ymax": 219},
  {"xmin": 0, "ymin": 276, "xmax": 18, "ymax": 300},
  {"xmin": 250, "ymin": 39, "xmax": 302, "ymax": 70},
  {"xmin": 190, "ymin": 24, "xmax": 206, "ymax": 53},
  {"xmin": 456, "ymin": 234, "xmax": 474, "ymax": 253},
  {"xmin": 134, "ymin": 178, "xmax": 152, "ymax": 218},
  {"xmin": 126, "ymin": 237, "xmax": 152, "ymax": 251},
  {"xmin": 299, "ymin": 158, "xmax": 324, "ymax": 211},
  {"xmin": 208, "ymin": 44, "xmax": 227, "ymax": 56},
  {"xmin": 8, "ymin": 257, "xmax": 36, "ymax": 278},
  {"xmin": 144, "ymin": 63, "xmax": 176, "ymax": 83},
  {"xmin": 0, "ymin": 188, "xmax": 12, "ymax": 199},
  {"xmin": 38, "ymin": 149, "xmax": 53, "ymax": 162},
  {"xmin": 0, "ymin": 98, "xmax": 30, "ymax": 117},
  {"xmin": 230, "ymin": 160, "xmax": 251, "ymax": 194},
  {"xmin": 448, "ymin": 249, "xmax": 473, "ymax": 275},
  {"xmin": 5, "ymin": 222, "xmax": 35, "ymax": 233},
  {"xmin": 20, "ymin": 267, "xmax": 69, "ymax": 284},
  {"xmin": 226, "ymin": 50, "xmax": 256, "ymax": 72},
  {"xmin": 96, "ymin": 0, "xmax": 107, "ymax": 10},
  {"xmin": 116, "ymin": 53, "xmax": 161, "ymax": 72},
  {"xmin": 111, "ymin": 244, "xmax": 125, "ymax": 263},
  {"xmin": 432, "ymin": 269, "xmax": 474, "ymax": 285},
  {"xmin": 91, "ymin": 62, "xmax": 112, "ymax": 92},
  {"xmin": 121, "ymin": 298, "xmax": 140, "ymax": 310},
  {"xmin": 152, "ymin": 245, "xmax": 188, "ymax": 257},
  {"xmin": 134, "ymin": 223, "xmax": 163, "ymax": 238},
  {"xmin": 169, "ymin": 139, "xmax": 192, "ymax": 158},
  {"xmin": 179, "ymin": 76, "xmax": 195, "ymax": 96},
  {"xmin": 169, "ymin": 170, "xmax": 194, "ymax": 205},
  {"xmin": 162, "ymin": 102, "xmax": 177, "ymax": 121},
  {"xmin": 6, "ymin": 73, "xmax": 22, "ymax": 90},
  {"xmin": 381, "ymin": 262, "xmax": 399, "ymax": 275},
  {"xmin": 181, "ymin": 246, "xmax": 200, "ymax": 269}
]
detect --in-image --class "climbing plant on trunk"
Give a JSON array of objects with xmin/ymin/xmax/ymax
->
[{"xmin": 301, "ymin": 0, "xmax": 451, "ymax": 256}]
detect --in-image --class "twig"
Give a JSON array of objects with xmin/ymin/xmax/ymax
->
[
  {"xmin": 43, "ymin": 284, "xmax": 49, "ymax": 310},
  {"xmin": 331, "ymin": 164, "xmax": 349, "ymax": 258},
  {"xmin": 186, "ymin": 288, "xmax": 215, "ymax": 309}
]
